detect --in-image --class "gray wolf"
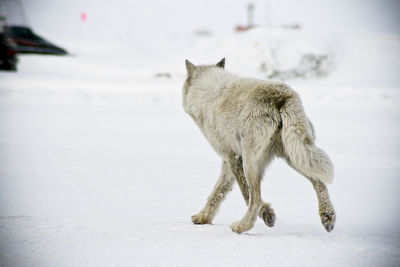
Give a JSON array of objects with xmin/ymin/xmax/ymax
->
[{"xmin": 182, "ymin": 58, "xmax": 336, "ymax": 234}]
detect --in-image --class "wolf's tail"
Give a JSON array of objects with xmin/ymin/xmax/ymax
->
[{"xmin": 280, "ymin": 96, "xmax": 334, "ymax": 184}]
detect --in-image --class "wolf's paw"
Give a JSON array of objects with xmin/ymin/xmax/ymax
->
[
  {"xmin": 230, "ymin": 220, "xmax": 252, "ymax": 234},
  {"xmin": 259, "ymin": 205, "xmax": 276, "ymax": 227},
  {"xmin": 320, "ymin": 209, "xmax": 336, "ymax": 232},
  {"xmin": 191, "ymin": 213, "xmax": 212, "ymax": 225}
]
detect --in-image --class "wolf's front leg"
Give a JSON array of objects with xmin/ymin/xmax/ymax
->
[{"xmin": 192, "ymin": 161, "xmax": 234, "ymax": 225}]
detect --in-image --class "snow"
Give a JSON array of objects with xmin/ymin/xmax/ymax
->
[{"xmin": 1, "ymin": 0, "xmax": 400, "ymax": 266}]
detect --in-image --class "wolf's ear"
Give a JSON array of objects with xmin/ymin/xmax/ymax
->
[
  {"xmin": 185, "ymin": 59, "xmax": 196, "ymax": 75},
  {"xmin": 216, "ymin": 58, "xmax": 225, "ymax": 69}
]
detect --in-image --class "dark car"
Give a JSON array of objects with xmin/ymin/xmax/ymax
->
[
  {"xmin": 3, "ymin": 26, "xmax": 67, "ymax": 55},
  {"xmin": 0, "ymin": 32, "xmax": 17, "ymax": 71}
]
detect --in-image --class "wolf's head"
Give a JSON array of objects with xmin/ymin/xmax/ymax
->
[
  {"xmin": 182, "ymin": 58, "xmax": 225, "ymax": 113},
  {"xmin": 183, "ymin": 58, "xmax": 225, "ymax": 93},
  {"xmin": 185, "ymin": 58, "xmax": 225, "ymax": 78}
]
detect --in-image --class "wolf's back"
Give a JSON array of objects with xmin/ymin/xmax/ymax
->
[{"xmin": 280, "ymin": 97, "xmax": 334, "ymax": 183}]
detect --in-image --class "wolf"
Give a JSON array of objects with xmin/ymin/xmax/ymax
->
[{"xmin": 182, "ymin": 58, "xmax": 336, "ymax": 234}]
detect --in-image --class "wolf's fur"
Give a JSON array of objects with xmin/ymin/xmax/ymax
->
[{"xmin": 183, "ymin": 58, "xmax": 336, "ymax": 234}]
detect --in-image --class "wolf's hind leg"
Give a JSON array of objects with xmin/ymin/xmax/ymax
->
[
  {"xmin": 308, "ymin": 178, "xmax": 336, "ymax": 232},
  {"xmin": 192, "ymin": 161, "xmax": 234, "ymax": 225},
  {"xmin": 227, "ymin": 156, "xmax": 276, "ymax": 227},
  {"xmin": 259, "ymin": 203, "xmax": 276, "ymax": 227},
  {"xmin": 286, "ymin": 156, "xmax": 336, "ymax": 232},
  {"xmin": 230, "ymin": 150, "xmax": 263, "ymax": 234},
  {"xmin": 231, "ymin": 138, "xmax": 271, "ymax": 234}
]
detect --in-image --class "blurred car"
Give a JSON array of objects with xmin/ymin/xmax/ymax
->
[
  {"xmin": 3, "ymin": 25, "xmax": 68, "ymax": 55},
  {"xmin": 0, "ymin": 32, "xmax": 17, "ymax": 71}
]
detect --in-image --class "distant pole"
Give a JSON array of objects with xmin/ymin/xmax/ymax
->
[
  {"xmin": 265, "ymin": 0, "xmax": 271, "ymax": 27},
  {"xmin": 247, "ymin": 3, "xmax": 254, "ymax": 27},
  {"xmin": 17, "ymin": 0, "xmax": 29, "ymax": 25}
]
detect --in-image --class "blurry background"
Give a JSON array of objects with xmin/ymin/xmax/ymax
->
[
  {"xmin": 0, "ymin": 0, "xmax": 399, "ymax": 266},
  {"xmin": 2, "ymin": 0, "xmax": 399, "ymax": 84}
]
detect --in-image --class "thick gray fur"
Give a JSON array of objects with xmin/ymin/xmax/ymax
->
[{"xmin": 182, "ymin": 58, "xmax": 336, "ymax": 234}]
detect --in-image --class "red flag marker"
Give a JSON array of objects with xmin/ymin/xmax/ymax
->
[{"xmin": 80, "ymin": 12, "xmax": 87, "ymax": 22}]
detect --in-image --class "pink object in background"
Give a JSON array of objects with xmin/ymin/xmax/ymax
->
[{"xmin": 80, "ymin": 12, "xmax": 87, "ymax": 22}]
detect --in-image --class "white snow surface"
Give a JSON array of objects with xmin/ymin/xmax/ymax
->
[{"xmin": 1, "ymin": 0, "xmax": 400, "ymax": 266}]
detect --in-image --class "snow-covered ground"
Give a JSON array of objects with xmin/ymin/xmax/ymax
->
[{"xmin": 1, "ymin": 0, "xmax": 400, "ymax": 266}]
